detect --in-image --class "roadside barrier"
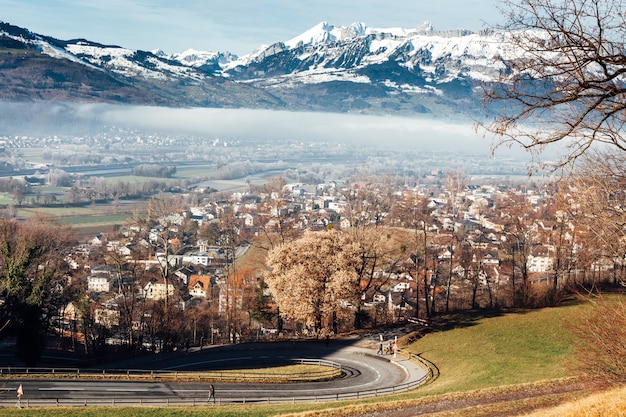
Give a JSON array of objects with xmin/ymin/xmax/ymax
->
[
  {"xmin": 0, "ymin": 354, "xmax": 435, "ymax": 407},
  {"xmin": 0, "ymin": 358, "xmax": 341, "ymax": 383}
]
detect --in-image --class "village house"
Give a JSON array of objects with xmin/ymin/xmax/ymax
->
[
  {"xmin": 142, "ymin": 278, "xmax": 175, "ymax": 301},
  {"xmin": 244, "ymin": 212, "xmax": 258, "ymax": 227},
  {"xmin": 94, "ymin": 299, "xmax": 120, "ymax": 327},
  {"xmin": 327, "ymin": 200, "xmax": 347, "ymax": 213},
  {"xmin": 90, "ymin": 233, "xmax": 105, "ymax": 247},
  {"xmin": 87, "ymin": 265, "xmax": 118, "ymax": 293},
  {"xmin": 185, "ymin": 253, "xmax": 211, "ymax": 266},
  {"xmin": 107, "ymin": 240, "xmax": 131, "ymax": 257},
  {"xmin": 527, "ymin": 246, "xmax": 554, "ymax": 273},
  {"xmin": 174, "ymin": 265, "xmax": 196, "ymax": 285},
  {"xmin": 88, "ymin": 273, "xmax": 110, "ymax": 293},
  {"xmin": 188, "ymin": 275, "xmax": 213, "ymax": 298}
]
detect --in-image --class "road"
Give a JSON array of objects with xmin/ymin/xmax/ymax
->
[{"xmin": 0, "ymin": 338, "xmax": 429, "ymax": 406}]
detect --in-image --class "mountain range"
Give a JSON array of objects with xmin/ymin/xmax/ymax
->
[{"xmin": 0, "ymin": 20, "xmax": 512, "ymax": 118}]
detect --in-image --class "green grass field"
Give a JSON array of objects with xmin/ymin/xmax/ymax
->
[
  {"xmin": 409, "ymin": 303, "xmax": 580, "ymax": 395},
  {"xmin": 0, "ymin": 297, "xmax": 599, "ymax": 417}
]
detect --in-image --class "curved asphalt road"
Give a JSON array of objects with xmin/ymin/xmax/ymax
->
[{"xmin": 0, "ymin": 338, "xmax": 428, "ymax": 406}]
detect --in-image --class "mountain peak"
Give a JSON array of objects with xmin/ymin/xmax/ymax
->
[
  {"xmin": 285, "ymin": 21, "xmax": 368, "ymax": 49},
  {"xmin": 416, "ymin": 21, "xmax": 434, "ymax": 33}
]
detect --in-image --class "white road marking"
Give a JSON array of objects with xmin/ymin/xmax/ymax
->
[
  {"xmin": 106, "ymin": 388, "xmax": 151, "ymax": 392},
  {"xmin": 39, "ymin": 388, "xmax": 85, "ymax": 391}
]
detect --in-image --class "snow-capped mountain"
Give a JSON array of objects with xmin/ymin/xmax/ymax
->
[
  {"xmin": 152, "ymin": 48, "xmax": 238, "ymax": 74},
  {"xmin": 0, "ymin": 20, "xmax": 513, "ymax": 116},
  {"xmin": 221, "ymin": 21, "xmax": 510, "ymax": 88}
]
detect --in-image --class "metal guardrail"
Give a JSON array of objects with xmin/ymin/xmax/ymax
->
[
  {"xmin": 0, "ymin": 358, "xmax": 341, "ymax": 382},
  {"xmin": 407, "ymin": 351, "xmax": 437, "ymax": 383},
  {"xmin": 0, "ymin": 354, "xmax": 435, "ymax": 408}
]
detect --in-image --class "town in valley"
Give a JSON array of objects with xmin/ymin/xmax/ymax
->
[{"xmin": 0, "ymin": 125, "xmax": 604, "ymax": 361}]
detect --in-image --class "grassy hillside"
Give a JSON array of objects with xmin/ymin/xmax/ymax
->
[
  {"xmin": 2, "ymin": 296, "xmax": 612, "ymax": 416},
  {"xmin": 409, "ymin": 303, "xmax": 581, "ymax": 395}
]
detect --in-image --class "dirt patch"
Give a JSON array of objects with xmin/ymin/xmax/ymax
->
[{"xmin": 355, "ymin": 378, "xmax": 606, "ymax": 417}]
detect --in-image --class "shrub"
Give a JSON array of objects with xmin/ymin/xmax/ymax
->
[{"xmin": 571, "ymin": 295, "xmax": 626, "ymax": 384}]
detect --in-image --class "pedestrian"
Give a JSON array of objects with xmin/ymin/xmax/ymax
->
[
  {"xmin": 392, "ymin": 338, "xmax": 399, "ymax": 361},
  {"xmin": 387, "ymin": 341, "xmax": 392, "ymax": 355},
  {"xmin": 207, "ymin": 384, "xmax": 215, "ymax": 404},
  {"xmin": 16, "ymin": 383, "xmax": 23, "ymax": 408}
]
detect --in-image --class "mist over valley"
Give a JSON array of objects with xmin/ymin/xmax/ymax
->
[{"xmin": 0, "ymin": 102, "xmax": 538, "ymax": 185}]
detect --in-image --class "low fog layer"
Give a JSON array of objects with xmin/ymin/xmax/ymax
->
[
  {"xmin": 101, "ymin": 105, "xmax": 488, "ymax": 152},
  {"xmin": 0, "ymin": 102, "xmax": 528, "ymax": 157}
]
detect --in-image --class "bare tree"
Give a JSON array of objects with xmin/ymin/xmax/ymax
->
[
  {"xmin": 264, "ymin": 230, "xmax": 361, "ymax": 336},
  {"xmin": 571, "ymin": 295, "xmax": 626, "ymax": 384},
  {"xmin": 469, "ymin": 248, "xmax": 487, "ymax": 310},
  {"xmin": 444, "ymin": 171, "xmax": 467, "ymax": 312},
  {"xmin": 498, "ymin": 191, "xmax": 538, "ymax": 306},
  {"xmin": 340, "ymin": 180, "xmax": 399, "ymax": 328},
  {"xmin": 0, "ymin": 216, "xmax": 75, "ymax": 365},
  {"xmin": 341, "ymin": 178, "xmax": 393, "ymax": 229},
  {"xmin": 391, "ymin": 191, "xmax": 436, "ymax": 319},
  {"xmin": 120, "ymin": 195, "xmax": 186, "ymax": 351},
  {"xmin": 99, "ymin": 240, "xmax": 150, "ymax": 351},
  {"xmin": 565, "ymin": 150, "xmax": 626, "ymax": 286},
  {"xmin": 541, "ymin": 189, "xmax": 578, "ymax": 301},
  {"xmin": 250, "ymin": 177, "xmax": 300, "ymax": 251},
  {"xmin": 482, "ymin": 0, "xmax": 626, "ymax": 167},
  {"xmin": 347, "ymin": 226, "xmax": 398, "ymax": 329},
  {"xmin": 215, "ymin": 204, "xmax": 244, "ymax": 339},
  {"xmin": 143, "ymin": 196, "xmax": 184, "ymax": 313}
]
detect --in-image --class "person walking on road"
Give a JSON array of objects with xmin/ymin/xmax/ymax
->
[
  {"xmin": 207, "ymin": 384, "xmax": 215, "ymax": 404},
  {"xmin": 377, "ymin": 334, "xmax": 384, "ymax": 355},
  {"xmin": 16, "ymin": 383, "xmax": 23, "ymax": 408},
  {"xmin": 392, "ymin": 338, "xmax": 399, "ymax": 361}
]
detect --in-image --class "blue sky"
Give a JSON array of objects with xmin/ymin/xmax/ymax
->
[{"xmin": 1, "ymin": 0, "xmax": 501, "ymax": 55}]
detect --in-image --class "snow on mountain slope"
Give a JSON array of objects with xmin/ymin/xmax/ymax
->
[
  {"xmin": 0, "ymin": 23, "xmax": 91, "ymax": 66},
  {"xmin": 0, "ymin": 23, "xmax": 202, "ymax": 81},
  {"xmin": 1, "ymin": 19, "xmax": 510, "ymax": 86},
  {"xmin": 404, "ymin": 31, "xmax": 511, "ymax": 82},
  {"xmin": 0, "ymin": 19, "xmax": 518, "ymax": 114},
  {"xmin": 153, "ymin": 48, "xmax": 238, "ymax": 70},
  {"xmin": 222, "ymin": 21, "xmax": 510, "ymax": 88},
  {"xmin": 284, "ymin": 21, "xmax": 367, "ymax": 49},
  {"xmin": 65, "ymin": 42, "xmax": 202, "ymax": 80}
]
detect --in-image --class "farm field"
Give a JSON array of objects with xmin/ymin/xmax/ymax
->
[
  {"xmin": 12, "ymin": 201, "xmax": 142, "ymax": 240},
  {"xmin": 0, "ymin": 162, "xmax": 267, "ymax": 241}
]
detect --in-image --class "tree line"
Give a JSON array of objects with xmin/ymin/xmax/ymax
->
[{"xmin": 131, "ymin": 165, "xmax": 177, "ymax": 178}]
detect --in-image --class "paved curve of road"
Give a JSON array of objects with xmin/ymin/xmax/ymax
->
[{"xmin": 0, "ymin": 338, "xmax": 428, "ymax": 406}]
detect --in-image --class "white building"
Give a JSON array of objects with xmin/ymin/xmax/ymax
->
[
  {"xmin": 87, "ymin": 266, "xmax": 117, "ymax": 293},
  {"xmin": 527, "ymin": 255, "xmax": 553, "ymax": 273},
  {"xmin": 142, "ymin": 280, "xmax": 175, "ymax": 300},
  {"xmin": 88, "ymin": 274, "xmax": 110, "ymax": 293}
]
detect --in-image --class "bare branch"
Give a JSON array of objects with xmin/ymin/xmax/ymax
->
[{"xmin": 480, "ymin": 0, "xmax": 626, "ymax": 168}]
